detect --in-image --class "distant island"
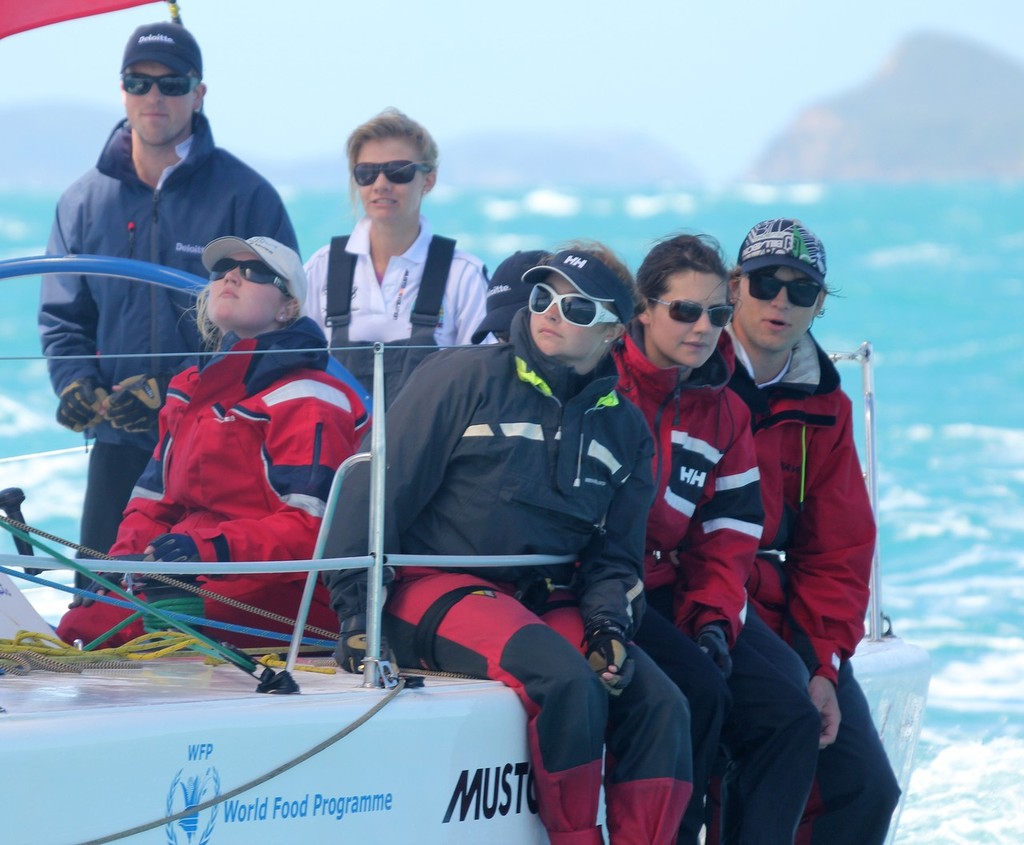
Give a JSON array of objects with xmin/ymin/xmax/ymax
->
[
  {"xmin": 746, "ymin": 31, "xmax": 1024, "ymax": 183},
  {"xmin": 3, "ymin": 30, "xmax": 1022, "ymax": 190}
]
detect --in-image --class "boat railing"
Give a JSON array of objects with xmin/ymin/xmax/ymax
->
[{"xmin": 827, "ymin": 341, "xmax": 884, "ymax": 642}]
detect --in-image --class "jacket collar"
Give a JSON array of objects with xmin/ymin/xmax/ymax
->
[
  {"xmin": 620, "ymin": 323, "xmax": 733, "ymax": 395},
  {"xmin": 206, "ymin": 317, "xmax": 329, "ymax": 395},
  {"xmin": 509, "ymin": 309, "xmax": 620, "ymax": 407},
  {"xmin": 98, "ymin": 112, "xmax": 215, "ymax": 187},
  {"xmin": 728, "ymin": 329, "xmax": 840, "ymax": 399}
]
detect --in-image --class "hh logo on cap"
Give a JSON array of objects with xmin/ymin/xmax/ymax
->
[{"xmin": 563, "ymin": 255, "xmax": 588, "ymax": 269}]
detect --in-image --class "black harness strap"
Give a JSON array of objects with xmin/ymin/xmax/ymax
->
[
  {"xmin": 413, "ymin": 584, "xmax": 493, "ymax": 671},
  {"xmin": 409, "ymin": 235, "xmax": 455, "ymax": 336},
  {"xmin": 323, "ymin": 234, "xmax": 455, "ymax": 344}
]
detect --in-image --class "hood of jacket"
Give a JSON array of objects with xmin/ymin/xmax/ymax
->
[{"xmin": 209, "ymin": 316, "xmax": 330, "ymax": 396}]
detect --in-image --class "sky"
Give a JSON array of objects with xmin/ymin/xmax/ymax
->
[{"xmin": 3, "ymin": 0, "xmax": 1024, "ymax": 184}]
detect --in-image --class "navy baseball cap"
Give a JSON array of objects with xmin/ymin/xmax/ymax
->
[
  {"xmin": 522, "ymin": 249, "xmax": 635, "ymax": 323},
  {"xmin": 472, "ymin": 250, "xmax": 547, "ymax": 343},
  {"xmin": 122, "ymin": 22, "xmax": 203, "ymax": 77}
]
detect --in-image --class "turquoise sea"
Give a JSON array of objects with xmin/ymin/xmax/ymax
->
[{"xmin": 1, "ymin": 181, "xmax": 1022, "ymax": 843}]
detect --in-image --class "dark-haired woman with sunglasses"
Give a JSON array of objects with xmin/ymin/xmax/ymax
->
[
  {"xmin": 302, "ymin": 108, "xmax": 488, "ymax": 405},
  {"xmin": 722, "ymin": 218, "xmax": 900, "ymax": 845},
  {"xmin": 324, "ymin": 243, "xmax": 693, "ymax": 845},
  {"xmin": 57, "ymin": 237, "xmax": 369, "ymax": 651},
  {"xmin": 614, "ymin": 233, "xmax": 822, "ymax": 845}
]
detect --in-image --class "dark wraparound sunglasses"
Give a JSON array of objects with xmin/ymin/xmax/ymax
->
[
  {"xmin": 528, "ymin": 282, "xmax": 619, "ymax": 327},
  {"xmin": 648, "ymin": 297, "xmax": 734, "ymax": 327},
  {"xmin": 747, "ymin": 271, "xmax": 823, "ymax": 308},
  {"xmin": 122, "ymin": 73, "xmax": 200, "ymax": 97},
  {"xmin": 209, "ymin": 259, "xmax": 291, "ymax": 298},
  {"xmin": 352, "ymin": 160, "xmax": 432, "ymax": 186}
]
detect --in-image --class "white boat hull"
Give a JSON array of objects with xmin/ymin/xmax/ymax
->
[{"xmin": 0, "ymin": 634, "xmax": 929, "ymax": 845}]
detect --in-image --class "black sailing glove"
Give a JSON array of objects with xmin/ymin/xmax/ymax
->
[
  {"xmin": 56, "ymin": 378, "xmax": 109, "ymax": 432},
  {"xmin": 584, "ymin": 618, "xmax": 635, "ymax": 695},
  {"xmin": 696, "ymin": 622, "xmax": 733, "ymax": 678},
  {"xmin": 106, "ymin": 373, "xmax": 170, "ymax": 433},
  {"xmin": 334, "ymin": 613, "xmax": 369, "ymax": 674}
]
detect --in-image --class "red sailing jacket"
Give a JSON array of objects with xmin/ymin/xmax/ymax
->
[
  {"xmin": 111, "ymin": 318, "xmax": 368, "ymax": 587},
  {"xmin": 614, "ymin": 330, "xmax": 763, "ymax": 645},
  {"xmin": 728, "ymin": 331, "xmax": 874, "ymax": 684}
]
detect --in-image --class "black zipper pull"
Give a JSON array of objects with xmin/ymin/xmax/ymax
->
[{"xmin": 127, "ymin": 220, "xmax": 136, "ymax": 258}]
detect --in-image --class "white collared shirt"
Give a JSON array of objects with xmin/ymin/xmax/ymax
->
[
  {"xmin": 155, "ymin": 136, "xmax": 194, "ymax": 190},
  {"xmin": 303, "ymin": 215, "xmax": 488, "ymax": 347}
]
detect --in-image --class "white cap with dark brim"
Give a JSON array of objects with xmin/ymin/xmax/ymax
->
[{"xmin": 201, "ymin": 236, "xmax": 306, "ymax": 307}]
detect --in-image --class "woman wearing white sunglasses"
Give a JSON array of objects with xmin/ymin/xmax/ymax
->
[{"xmin": 324, "ymin": 242, "xmax": 692, "ymax": 845}]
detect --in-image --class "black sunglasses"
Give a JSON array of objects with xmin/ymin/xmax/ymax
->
[
  {"xmin": 746, "ymin": 271, "xmax": 823, "ymax": 308},
  {"xmin": 122, "ymin": 73, "xmax": 200, "ymax": 97},
  {"xmin": 352, "ymin": 160, "xmax": 432, "ymax": 187},
  {"xmin": 528, "ymin": 282, "xmax": 619, "ymax": 327},
  {"xmin": 209, "ymin": 259, "xmax": 291, "ymax": 297},
  {"xmin": 648, "ymin": 297, "xmax": 733, "ymax": 328}
]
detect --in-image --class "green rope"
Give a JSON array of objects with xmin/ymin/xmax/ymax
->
[{"xmin": 0, "ymin": 521, "xmax": 261, "ymax": 676}]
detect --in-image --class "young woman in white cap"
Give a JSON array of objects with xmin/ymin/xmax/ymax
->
[
  {"xmin": 721, "ymin": 218, "xmax": 900, "ymax": 845},
  {"xmin": 57, "ymin": 237, "xmax": 368, "ymax": 651},
  {"xmin": 323, "ymin": 242, "xmax": 692, "ymax": 845}
]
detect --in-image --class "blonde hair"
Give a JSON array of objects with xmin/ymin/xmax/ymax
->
[
  {"xmin": 194, "ymin": 286, "xmax": 222, "ymax": 350},
  {"xmin": 345, "ymin": 108, "xmax": 438, "ymax": 210},
  {"xmin": 346, "ymin": 107, "xmax": 439, "ymax": 172}
]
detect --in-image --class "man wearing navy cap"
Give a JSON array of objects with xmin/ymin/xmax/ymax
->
[{"xmin": 39, "ymin": 20, "xmax": 299, "ymax": 575}]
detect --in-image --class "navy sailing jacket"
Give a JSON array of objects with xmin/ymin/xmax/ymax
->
[
  {"xmin": 39, "ymin": 113, "xmax": 297, "ymax": 450},
  {"xmin": 324, "ymin": 309, "xmax": 655, "ymax": 637}
]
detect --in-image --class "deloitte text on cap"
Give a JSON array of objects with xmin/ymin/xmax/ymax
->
[
  {"xmin": 201, "ymin": 236, "xmax": 307, "ymax": 307},
  {"xmin": 472, "ymin": 250, "xmax": 547, "ymax": 342},
  {"xmin": 738, "ymin": 218, "xmax": 827, "ymax": 285},
  {"xmin": 522, "ymin": 250, "xmax": 635, "ymax": 323},
  {"xmin": 122, "ymin": 22, "xmax": 203, "ymax": 77}
]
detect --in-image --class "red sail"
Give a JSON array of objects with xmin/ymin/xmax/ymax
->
[{"xmin": 0, "ymin": 1, "xmax": 161, "ymax": 40}]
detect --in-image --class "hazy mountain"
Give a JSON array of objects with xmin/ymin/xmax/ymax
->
[
  {"xmin": 746, "ymin": 31, "xmax": 1024, "ymax": 183},
  {"xmin": 242, "ymin": 132, "xmax": 703, "ymax": 192},
  {"xmin": 6, "ymin": 31, "xmax": 1024, "ymax": 190}
]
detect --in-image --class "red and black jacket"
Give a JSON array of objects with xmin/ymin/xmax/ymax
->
[{"xmin": 728, "ymin": 330, "xmax": 874, "ymax": 684}]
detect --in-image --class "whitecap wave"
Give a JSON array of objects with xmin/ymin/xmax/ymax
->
[{"xmin": 897, "ymin": 738, "xmax": 1024, "ymax": 843}]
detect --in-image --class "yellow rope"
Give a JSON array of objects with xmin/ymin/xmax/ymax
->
[{"xmin": 0, "ymin": 629, "xmax": 339, "ymax": 674}]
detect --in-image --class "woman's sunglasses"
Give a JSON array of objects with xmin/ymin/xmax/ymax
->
[
  {"xmin": 528, "ymin": 283, "xmax": 619, "ymax": 327},
  {"xmin": 209, "ymin": 259, "xmax": 291, "ymax": 298},
  {"xmin": 746, "ymin": 271, "xmax": 823, "ymax": 308},
  {"xmin": 648, "ymin": 297, "xmax": 734, "ymax": 327},
  {"xmin": 352, "ymin": 160, "xmax": 432, "ymax": 187},
  {"xmin": 122, "ymin": 73, "xmax": 200, "ymax": 97}
]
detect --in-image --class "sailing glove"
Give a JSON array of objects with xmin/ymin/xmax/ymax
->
[
  {"xmin": 334, "ymin": 613, "xmax": 397, "ymax": 674},
  {"xmin": 696, "ymin": 622, "xmax": 732, "ymax": 678},
  {"xmin": 67, "ymin": 572, "xmax": 120, "ymax": 609},
  {"xmin": 334, "ymin": 613, "xmax": 368, "ymax": 673},
  {"xmin": 147, "ymin": 533, "xmax": 200, "ymax": 562},
  {"xmin": 106, "ymin": 373, "xmax": 170, "ymax": 432},
  {"xmin": 56, "ymin": 377, "xmax": 109, "ymax": 432},
  {"xmin": 584, "ymin": 617, "xmax": 635, "ymax": 695}
]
